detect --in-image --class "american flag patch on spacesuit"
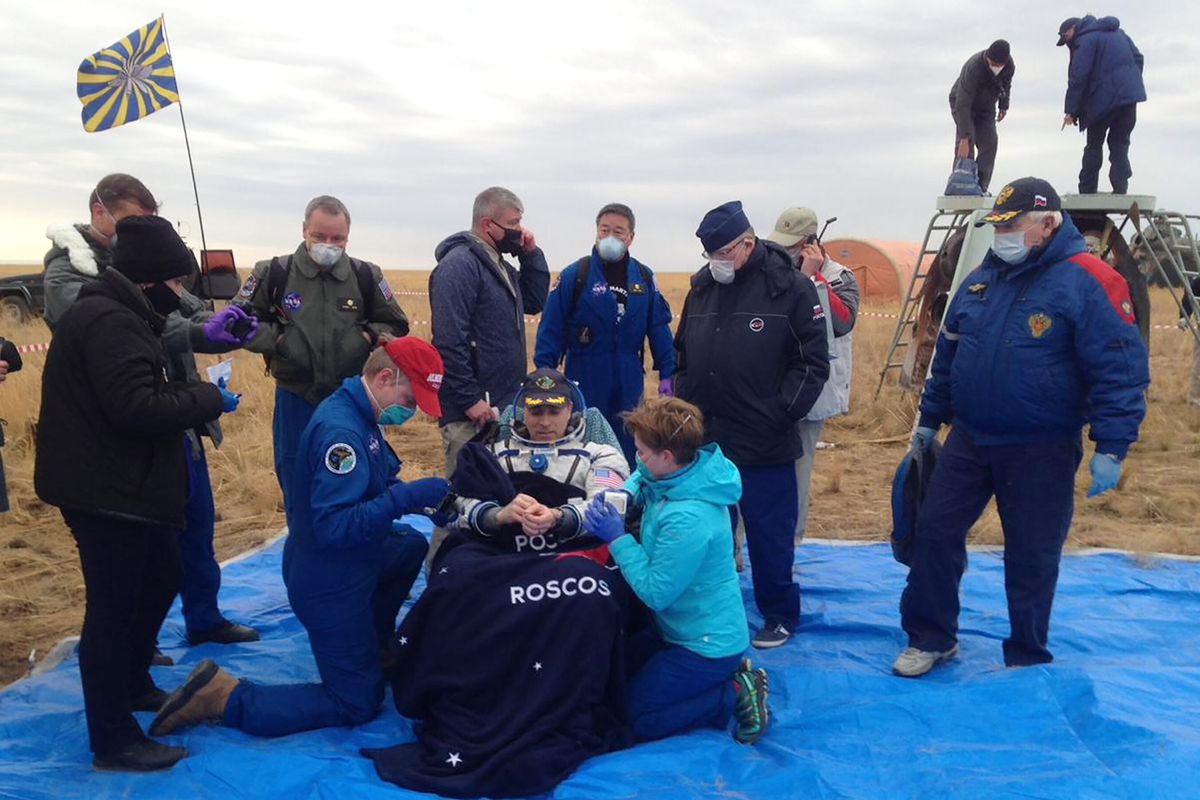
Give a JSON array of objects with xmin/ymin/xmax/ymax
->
[{"xmin": 593, "ymin": 469, "xmax": 624, "ymax": 490}]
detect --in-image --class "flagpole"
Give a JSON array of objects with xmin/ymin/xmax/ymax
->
[{"xmin": 158, "ymin": 14, "xmax": 214, "ymax": 306}]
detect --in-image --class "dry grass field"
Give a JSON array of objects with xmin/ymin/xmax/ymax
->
[{"xmin": 0, "ymin": 266, "xmax": 1197, "ymax": 687}]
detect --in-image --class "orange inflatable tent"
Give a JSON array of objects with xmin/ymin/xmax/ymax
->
[{"xmin": 823, "ymin": 239, "xmax": 922, "ymax": 302}]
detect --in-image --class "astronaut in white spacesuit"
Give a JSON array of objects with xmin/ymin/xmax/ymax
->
[{"xmin": 454, "ymin": 368, "xmax": 630, "ymax": 554}]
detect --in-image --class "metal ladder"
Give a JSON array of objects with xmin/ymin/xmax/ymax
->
[
  {"xmin": 1137, "ymin": 211, "xmax": 1200, "ymax": 345},
  {"xmin": 875, "ymin": 208, "xmax": 972, "ymax": 397}
]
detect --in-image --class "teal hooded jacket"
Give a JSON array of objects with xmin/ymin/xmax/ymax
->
[{"xmin": 610, "ymin": 443, "xmax": 749, "ymax": 659}]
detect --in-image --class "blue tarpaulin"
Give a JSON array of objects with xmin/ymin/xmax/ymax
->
[{"xmin": 2, "ymin": 518, "xmax": 1198, "ymax": 799}]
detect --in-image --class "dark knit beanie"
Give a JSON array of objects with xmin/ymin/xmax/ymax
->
[
  {"xmin": 986, "ymin": 40, "xmax": 1010, "ymax": 64},
  {"xmin": 112, "ymin": 216, "xmax": 195, "ymax": 283}
]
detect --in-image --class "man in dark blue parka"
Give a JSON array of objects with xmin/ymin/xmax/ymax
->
[
  {"xmin": 1058, "ymin": 15, "xmax": 1146, "ymax": 194},
  {"xmin": 895, "ymin": 177, "xmax": 1150, "ymax": 678},
  {"xmin": 534, "ymin": 203, "xmax": 675, "ymax": 465}
]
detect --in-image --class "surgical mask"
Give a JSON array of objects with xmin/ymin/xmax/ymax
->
[
  {"xmin": 989, "ymin": 64, "xmax": 1004, "ymax": 76},
  {"xmin": 491, "ymin": 221, "xmax": 524, "ymax": 255},
  {"xmin": 309, "ymin": 242, "xmax": 343, "ymax": 268},
  {"xmin": 709, "ymin": 259, "xmax": 736, "ymax": 284},
  {"xmin": 380, "ymin": 404, "xmax": 415, "ymax": 427},
  {"xmin": 143, "ymin": 282, "xmax": 182, "ymax": 316},
  {"xmin": 992, "ymin": 229, "xmax": 1031, "ymax": 265},
  {"xmin": 597, "ymin": 236, "xmax": 627, "ymax": 263}
]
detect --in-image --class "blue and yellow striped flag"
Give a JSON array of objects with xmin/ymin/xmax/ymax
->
[{"xmin": 76, "ymin": 17, "xmax": 179, "ymax": 133}]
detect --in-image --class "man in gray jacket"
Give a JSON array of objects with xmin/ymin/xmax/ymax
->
[
  {"xmin": 428, "ymin": 187, "xmax": 550, "ymax": 561},
  {"xmin": 43, "ymin": 173, "xmax": 260, "ymax": 652},
  {"xmin": 766, "ymin": 207, "xmax": 860, "ymax": 540}
]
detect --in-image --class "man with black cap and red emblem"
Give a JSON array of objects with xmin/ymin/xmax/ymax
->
[
  {"xmin": 150, "ymin": 338, "xmax": 451, "ymax": 740},
  {"xmin": 673, "ymin": 201, "xmax": 829, "ymax": 649},
  {"xmin": 896, "ymin": 176, "xmax": 1149, "ymax": 678},
  {"xmin": 34, "ymin": 215, "xmax": 241, "ymax": 772},
  {"xmin": 949, "ymin": 39, "xmax": 1015, "ymax": 193}
]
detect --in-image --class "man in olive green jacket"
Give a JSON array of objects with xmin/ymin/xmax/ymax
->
[{"xmin": 240, "ymin": 195, "xmax": 409, "ymax": 508}]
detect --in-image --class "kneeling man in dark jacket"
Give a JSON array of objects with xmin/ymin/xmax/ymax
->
[{"xmin": 35, "ymin": 216, "xmax": 236, "ymax": 772}]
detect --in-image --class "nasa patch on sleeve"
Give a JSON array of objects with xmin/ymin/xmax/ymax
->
[{"xmin": 324, "ymin": 443, "xmax": 357, "ymax": 475}]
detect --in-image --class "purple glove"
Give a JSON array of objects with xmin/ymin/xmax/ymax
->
[
  {"xmin": 203, "ymin": 306, "xmax": 258, "ymax": 346},
  {"xmin": 659, "ymin": 377, "xmax": 674, "ymax": 397}
]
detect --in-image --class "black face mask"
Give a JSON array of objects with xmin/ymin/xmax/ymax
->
[
  {"xmin": 143, "ymin": 282, "xmax": 182, "ymax": 316},
  {"xmin": 490, "ymin": 220, "xmax": 524, "ymax": 255}
]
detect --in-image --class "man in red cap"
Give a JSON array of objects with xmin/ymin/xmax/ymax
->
[{"xmin": 151, "ymin": 339, "xmax": 451, "ymax": 738}]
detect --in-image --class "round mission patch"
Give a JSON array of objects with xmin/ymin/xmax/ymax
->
[{"xmin": 324, "ymin": 443, "xmax": 357, "ymax": 475}]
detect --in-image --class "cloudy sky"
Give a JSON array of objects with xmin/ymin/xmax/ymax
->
[{"xmin": 2, "ymin": 0, "xmax": 1198, "ymax": 271}]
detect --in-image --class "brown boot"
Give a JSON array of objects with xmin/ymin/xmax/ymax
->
[{"xmin": 149, "ymin": 659, "xmax": 238, "ymax": 736}]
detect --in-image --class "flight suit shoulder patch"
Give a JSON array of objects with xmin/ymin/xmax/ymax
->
[{"xmin": 324, "ymin": 442, "xmax": 358, "ymax": 475}]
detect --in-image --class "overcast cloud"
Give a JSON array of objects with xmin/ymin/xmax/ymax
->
[{"xmin": 1, "ymin": 0, "xmax": 1197, "ymax": 271}]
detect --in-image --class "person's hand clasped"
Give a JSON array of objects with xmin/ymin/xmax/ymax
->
[
  {"xmin": 521, "ymin": 503, "xmax": 560, "ymax": 536},
  {"xmin": 465, "ymin": 399, "xmax": 497, "ymax": 428},
  {"xmin": 495, "ymin": 493, "xmax": 538, "ymax": 526},
  {"xmin": 583, "ymin": 495, "xmax": 626, "ymax": 544}
]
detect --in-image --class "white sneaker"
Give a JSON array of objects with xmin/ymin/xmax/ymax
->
[{"xmin": 892, "ymin": 644, "xmax": 959, "ymax": 678}]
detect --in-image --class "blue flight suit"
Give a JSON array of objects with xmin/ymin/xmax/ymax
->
[
  {"xmin": 902, "ymin": 215, "xmax": 1149, "ymax": 666},
  {"xmin": 221, "ymin": 377, "xmax": 428, "ymax": 736},
  {"xmin": 534, "ymin": 251, "xmax": 675, "ymax": 465}
]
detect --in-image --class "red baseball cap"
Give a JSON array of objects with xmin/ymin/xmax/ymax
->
[{"xmin": 384, "ymin": 337, "xmax": 444, "ymax": 418}]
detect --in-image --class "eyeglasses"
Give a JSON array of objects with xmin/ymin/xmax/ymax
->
[{"xmin": 701, "ymin": 239, "xmax": 749, "ymax": 261}]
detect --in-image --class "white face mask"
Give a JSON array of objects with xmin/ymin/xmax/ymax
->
[
  {"xmin": 596, "ymin": 236, "xmax": 627, "ymax": 263},
  {"xmin": 989, "ymin": 64, "xmax": 1004, "ymax": 76},
  {"xmin": 310, "ymin": 242, "xmax": 343, "ymax": 268},
  {"xmin": 709, "ymin": 259, "xmax": 736, "ymax": 284},
  {"xmin": 992, "ymin": 229, "xmax": 1031, "ymax": 264}
]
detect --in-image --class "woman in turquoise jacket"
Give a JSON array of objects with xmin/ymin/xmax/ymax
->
[{"xmin": 584, "ymin": 397, "xmax": 770, "ymax": 744}]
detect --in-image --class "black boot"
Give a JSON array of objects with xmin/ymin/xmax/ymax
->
[
  {"xmin": 151, "ymin": 648, "xmax": 174, "ymax": 667},
  {"xmin": 93, "ymin": 739, "xmax": 186, "ymax": 772},
  {"xmin": 187, "ymin": 620, "xmax": 260, "ymax": 646}
]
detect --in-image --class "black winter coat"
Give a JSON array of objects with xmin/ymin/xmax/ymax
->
[
  {"xmin": 674, "ymin": 240, "xmax": 830, "ymax": 466},
  {"xmin": 949, "ymin": 51, "xmax": 1015, "ymax": 139},
  {"xmin": 34, "ymin": 269, "xmax": 224, "ymax": 529}
]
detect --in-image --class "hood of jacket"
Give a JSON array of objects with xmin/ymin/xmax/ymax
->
[
  {"xmin": 630, "ymin": 443, "xmax": 741, "ymax": 507},
  {"xmin": 980, "ymin": 213, "xmax": 1087, "ymax": 279},
  {"xmin": 1076, "ymin": 15, "xmax": 1120, "ymax": 38},
  {"xmin": 45, "ymin": 223, "xmax": 107, "ymax": 277},
  {"xmin": 434, "ymin": 231, "xmax": 496, "ymax": 265}
]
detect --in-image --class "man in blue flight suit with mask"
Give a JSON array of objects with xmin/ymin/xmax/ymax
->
[
  {"xmin": 534, "ymin": 203, "xmax": 675, "ymax": 465},
  {"xmin": 151, "ymin": 338, "xmax": 451, "ymax": 737}
]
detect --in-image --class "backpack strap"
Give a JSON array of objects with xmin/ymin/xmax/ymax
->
[
  {"xmin": 350, "ymin": 257, "xmax": 376, "ymax": 320},
  {"xmin": 569, "ymin": 256, "xmax": 592, "ymax": 311}
]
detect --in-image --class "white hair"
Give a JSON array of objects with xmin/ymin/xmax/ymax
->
[
  {"xmin": 472, "ymin": 187, "xmax": 523, "ymax": 226},
  {"xmin": 1026, "ymin": 210, "xmax": 1063, "ymax": 228}
]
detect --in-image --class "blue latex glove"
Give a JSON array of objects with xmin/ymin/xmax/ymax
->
[
  {"xmin": 392, "ymin": 477, "xmax": 451, "ymax": 516},
  {"xmin": 911, "ymin": 426, "xmax": 937, "ymax": 452},
  {"xmin": 204, "ymin": 306, "xmax": 258, "ymax": 346},
  {"xmin": 216, "ymin": 377, "xmax": 241, "ymax": 413},
  {"xmin": 1087, "ymin": 453, "xmax": 1122, "ymax": 498},
  {"xmin": 583, "ymin": 494, "xmax": 626, "ymax": 544}
]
